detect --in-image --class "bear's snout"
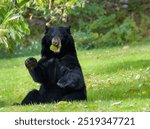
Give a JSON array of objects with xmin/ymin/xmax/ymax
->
[{"xmin": 52, "ymin": 37, "xmax": 61, "ymax": 47}]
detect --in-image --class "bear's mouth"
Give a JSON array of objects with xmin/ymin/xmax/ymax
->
[{"xmin": 50, "ymin": 37, "xmax": 62, "ymax": 53}]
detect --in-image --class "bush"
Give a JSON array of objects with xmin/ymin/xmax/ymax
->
[
  {"xmin": 89, "ymin": 14, "xmax": 116, "ymax": 34},
  {"xmin": 75, "ymin": 17, "xmax": 140, "ymax": 49},
  {"xmin": 74, "ymin": 31, "xmax": 99, "ymax": 49},
  {"xmin": 98, "ymin": 17, "xmax": 140, "ymax": 46}
]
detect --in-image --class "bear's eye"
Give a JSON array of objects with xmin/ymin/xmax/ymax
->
[{"xmin": 51, "ymin": 33, "xmax": 55, "ymax": 38}]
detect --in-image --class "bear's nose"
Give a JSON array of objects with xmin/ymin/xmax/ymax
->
[{"xmin": 52, "ymin": 37, "xmax": 61, "ymax": 46}]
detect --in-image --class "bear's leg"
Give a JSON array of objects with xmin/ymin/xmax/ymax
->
[
  {"xmin": 57, "ymin": 69, "xmax": 84, "ymax": 90},
  {"xmin": 61, "ymin": 88, "xmax": 87, "ymax": 101},
  {"xmin": 21, "ymin": 89, "xmax": 43, "ymax": 105}
]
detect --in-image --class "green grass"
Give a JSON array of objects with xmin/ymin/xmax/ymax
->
[{"xmin": 0, "ymin": 44, "xmax": 150, "ymax": 112}]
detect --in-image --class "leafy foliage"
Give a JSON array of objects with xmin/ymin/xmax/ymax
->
[
  {"xmin": 75, "ymin": 17, "xmax": 140, "ymax": 49},
  {"xmin": 69, "ymin": 0, "xmax": 149, "ymax": 49},
  {"xmin": 98, "ymin": 17, "xmax": 140, "ymax": 47},
  {"xmin": 47, "ymin": 0, "xmax": 88, "ymax": 26},
  {"xmin": 0, "ymin": 0, "xmax": 30, "ymax": 53},
  {"xmin": 89, "ymin": 14, "xmax": 116, "ymax": 34},
  {"xmin": 74, "ymin": 31, "xmax": 99, "ymax": 49},
  {"xmin": 1, "ymin": 0, "xmax": 150, "ymax": 53}
]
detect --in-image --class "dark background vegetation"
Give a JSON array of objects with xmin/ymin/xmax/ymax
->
[{"xmin": 0, "ymin": 0, "xmax": 150, "ymax": 56}]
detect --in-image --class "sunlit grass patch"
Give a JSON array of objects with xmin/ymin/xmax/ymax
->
[{"xmin": 0, "ymin": 44, "xmax": 150, "ymax": 111}]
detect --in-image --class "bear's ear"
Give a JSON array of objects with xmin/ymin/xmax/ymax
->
[
  {"xmin": 45, "ymin": 25, "xmax": 49, "ymax": 34},
  {"xmin": 45, "ymin": 25, "xmax": 49, "ymax": 30},
  {"xmin": 45, "ymin": 25, "xmax": 52, "ymax": 34},
  {"xmin": 65, "ymin": 26, "xmax": 71, "ymax": 34}
]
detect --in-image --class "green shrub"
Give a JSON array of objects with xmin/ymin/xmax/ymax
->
[
  {"xmin": 74, "ymin": 31, "xmax": 99, "ymax": 49},
  {"xmin": 68, "ymin": 2, "xmax": 106, "ymax": 30},
  {"xmin": 75, "ymin": 17, "xmax": 140, "ymax": 49},
  {"xmin": 139, "ymin": 14, "xmax": 150, "ymax": 40},
  {"xmin": 99, "ymin": 17, "xmax": 140, "ymax": 46},
  {"xmin": 89, "ymin": 14, "xmax": 116, "ymax": 34}
]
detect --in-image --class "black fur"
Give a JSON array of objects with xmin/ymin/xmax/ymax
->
[{"xmin": 21, "ymin": 27, "xmax": 87, "ymax": 105}]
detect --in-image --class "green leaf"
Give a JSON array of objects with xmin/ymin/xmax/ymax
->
[
  {"xmin": 18, "ymin": 0, "xmax": 30, "ymax": 7},
  {"xmin": 8, "ymin": 14, "xmax": 22, "ymax": 22},
  {"xmin": 0, "ymin": 29, "xmax": 9, "ymax": 37}
]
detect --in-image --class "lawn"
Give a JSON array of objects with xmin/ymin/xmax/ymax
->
[{"xmin": 0, "ymin": 43, "xmax": 150, "ymax": 112}]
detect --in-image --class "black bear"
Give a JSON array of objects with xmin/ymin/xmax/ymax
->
[{"xmin": 21, "ymin": 26, "xmax": 87, "ymax": 105}]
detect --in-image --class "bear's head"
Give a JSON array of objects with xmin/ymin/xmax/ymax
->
[{"xmin": 41, "ymin": 26, "xmax": 76, "ymax": 58}]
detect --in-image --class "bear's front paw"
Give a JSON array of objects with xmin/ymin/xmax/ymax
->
[
  {"xmin": 25, "ymin": 57, "xmax": 37, "ymax": 69},
  {"xmin": 57, "ymin": 79, "xmax": 75, "ymax": 88}
]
